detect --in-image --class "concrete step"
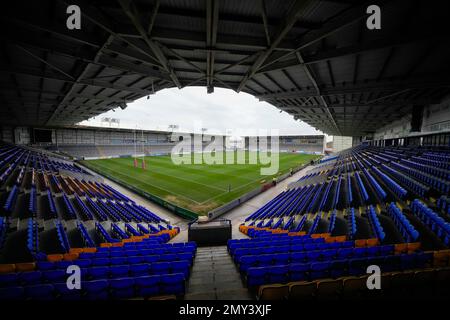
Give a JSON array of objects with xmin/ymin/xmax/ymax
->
[{"xmin": 185, "ymin": 246, "xmax": 253, "ymax": 300}]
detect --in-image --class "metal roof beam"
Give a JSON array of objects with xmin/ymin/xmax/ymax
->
[
  {"xmin": 260, "ymin": 1, "xmax": 379, "ymax": 71},
  {"xmin": 0, "ymin": 64, "xmax": 152, "ymax": 95},
  {"xmin": 206, "ymin": 0, "xmax": 219, "ymax": 92},
  {"xmin": 237, "ymin": 0, "xmax": 313, "ymax": 92},
  {"xmin": 257, "ymin": 76, "xmax": 450, "ymax": 99},
  {"xmin": 117, "ymin": 0, "xmax": 181, "ymax": 88},
  {"xmin": 295, "ymin": 51, "xmax": 341, "ymax": 135}
]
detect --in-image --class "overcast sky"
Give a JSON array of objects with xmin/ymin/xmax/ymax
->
[{"xmin": 80, "ymin": 86, "xmax": 328, "ymax": 139}]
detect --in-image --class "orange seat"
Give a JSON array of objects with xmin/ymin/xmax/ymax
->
[
  {"xmin": 15, "ymin": 262, "xmax": 36, "ymax": 272},
  {"xmin": 311, "ymin": 233, "xmax": 330, "ymax": 239},
  {"xmin": 433, "ymin": 250, "xmax": 450, "ymax": 267},
  {"xmin": 100, "ymin": 243, "xmax": 112, "ymax": 248},
  {"xmin": 325, "ymin": 237, "xmax": 336, "ymax": 243},
  {"xmin": 69, "ymin": 248, "xmax": 84, "ymax": 254},
  {"xmin": 394, "ymin": 243, "xmax": 408, "ymax": 254},
  {"xmin": 366, "ymin": 238, "xmax": 379, "ymax": 247},
  {"xmin": 334, "ymin": 235, "xmax": 347, "ymax": 242},
  {"xmin": 111, "ymin": 242, "xmax": 123, "ymax": 247},
  {"xmin": 82, "ymin": 247, "xmax": 97, "ymax": 253},
  {"xmin": 355, "ymin": 239, "xmax": 367, "ymax": 247},
  {"xmin": 47, "ymin": 254, "xmax": 64, "ymax": 262},
  {"xmin": 0, "ymin": 264, "xmax": 16, "ymax": 274},
  {"xmin": 407, "ymin": 242, "xmax": 421, "ymax": 253},
  {"xmin": 63, "ymin": 253, "xmax": 79, "ymax": 261}
]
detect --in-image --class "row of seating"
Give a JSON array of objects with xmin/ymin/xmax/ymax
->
[
  {"xmin": 400, "ymin": 158, "xmax": 449, "ymax": 181},
  {"xmin": 0, "ymin": 273, "xmax": 186, "ymax": 300},
  {"xmin": 411, "ymin": 200, "xmax": 450, "ymax": 245},
  {"xmin": 390, "ymin": 161, "xmax": 445, "ymax": 194},
  {"xmin": 372, "ymin": 166, "xmax": 407, "ymax": 199},
  {"xmin": 437, "ymin": 195, "xmax": 450, "ymax": 215},
  {"xmin": 257, "ymin": 267, "xmax": 450, "ymax": 300},
  {"xmin": 237, "ymin": 245, "xmax": 400, "ymax": 272},
  {"xmin": 387, "ymin": 203, "xmax": 419, "ymax": 242},
  {"xmin": 245, "ymin": 252, "xmax": 432, "ymax": 286},
  {"xmin": 366, "ymin": 206, "xmax": 385, "ymax": 241},
  {"xmin": 1, "ymin": 259, "xmax": 192, "ymax": 287}
]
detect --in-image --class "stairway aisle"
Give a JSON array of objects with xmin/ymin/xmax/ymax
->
[{"xmin": 185, "ymin": 246, "xmax": 253, "ymax": 300}]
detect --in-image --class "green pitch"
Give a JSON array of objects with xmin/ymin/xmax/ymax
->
[{"xmin": 81, "ymin": 152, "xmax": 319, "ymax": 215}]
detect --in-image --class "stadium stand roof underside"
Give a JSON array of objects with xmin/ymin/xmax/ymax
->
[{"xmin": 1, "ymin": 0, "xmax": 449, "ymax": 136}]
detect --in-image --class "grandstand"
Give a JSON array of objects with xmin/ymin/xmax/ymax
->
[{"xmin": 1, "ymin": 0, "xmax": 450, "ymax": 304}]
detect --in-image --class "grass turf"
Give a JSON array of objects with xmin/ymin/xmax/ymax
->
[{"xmin": 81, "ymin": 152, "xmax": 319, "ymax": 215}]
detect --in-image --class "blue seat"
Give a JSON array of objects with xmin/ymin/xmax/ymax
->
[
  {"xmin": 320, "ymin": 249, "xmax": 336, "ymax": 261},
  {"xmin": 348, "ymin": 258, "xmax": 368, "ymax": 276},
  {"xmin": 90, "ymin": 266, "xmax": 109, "ymax": 279},
  {"xmin": 247, "ymin": 267, "xmax": 267, "ymax": 287},
  {"xmin": 382, "ymin": 255, "xmax": 400, "ymax": 272},
  {"xmin": 353, "ymin": 247, "xmax": 367, "ymax": 258},
  {"xmin": 56, "ymin": 260, "xmax": 72, "ymax": 269},
  {"xmin": 139, "ymin": 249, "xmax": 153, "ymax": 256},
  {"xmin": 367, "ymin": 256, "xmax": 384, "ymax": 267},
  {"xmin": 0, "ymin": 286, "xmax": 24, "ymax": 300},
  {"xmin": 110, "ymin": 251, "xmax": 126, "ymax": 258},
  {"xmin": 19, "ymin": 271, "xmax": 42, "ymax": 285},
  {"xmin": 94, "ymin": 252, "xmax": 109, "ymax": 259},
  {"xmin": 0, "ymin": 273, "xmax": 19, "ymax": 286},
  {"xmin": 130, "ymin": 264, "xmax": 150, "ymax": 277},
  {"xmin": 110, "ymin": 257, "xmax": 128, "ymax": 266},
  {"xmin": 177, "ymin": 253, "xmax": 193, "ymax": 261},
  {"xmin": 110, "ymin": 265, "xmax": 130, "ymax": 278},
  {"xmin": 258, "ymin": 255, "xmax": 273, "ymax": 267},
  {"xmin": 135, "ymin": 275, "xmax": 161, "ymax": 297},
  {"xmin": 151, "ymin": 262, "xmax": 170, "ymax": 274},
  {"xmin": 337, "ymin": 248, "xmax": 353, "ymax": 259},
  {"xmin": 400, "ymin": 254, "xmax": 416, "ymax": 270},
  {"xmin": 160, "ymin": 253, "xmax": 177, "ymax": 262},
  {"xmin": 171, "ymin": 261, "xmax": 190, "ymax": 277},
  {"xmin": 310, "ymin": 262, "xmax": 331, "ymax": 280},
  {"xmin": 79, "ymin": 252, "xmax": 95, "ymax": 259},
  {"xmin": 84, "ymin": 280, "xmax": 109, "ymax": 300},
  {"xmin": 128, "ymin": 256, "xmax": 144, "ymax": 264},
  {"xmin": 367, "ymin": 246, "xmax": 381, "ymax": 257},
  {"xmin": 73, "ymin": 259, "xmax": 92, "ymax": 268},
  {"xmin": 161, "ymin": 273, "xmax": 185, "ymax": 295},
  {"xmin": 304, "ymin": 243, "xmax": 317, "ymax": 251},
  {"xmin": 153, "ymin": 248, "xmax": 166, "ymax": 255},
  {"xmin": 415, "ymin": 252, "xmax": 433, "ymax": 268},
  {"xmin": 379, "ymin": 245, "xmax": 395, "ymax": 255},
  {"xmin": 289, "ymin": 263, "xmax": 309, "ymax": 281},
  {"xmin": 306, "ymin": 251, "xmax": 321, "ymax": 262},
  {"xmin": 143, "ymin": 255, "xmax": 159, "ymax": 263},
  {"xmin": 110, "ymin": 278, "xmax": 135, "ymax": 299},
  {"xmin": 54, "ymin": 282, "xmax": 82, "ymax": 300},
  {"xmin": 273, "ymin": 253, "xmax": 289, "ymax": 265},
  {"xmin": 36, "ymin": 261, "xmax": 55, "ymax": 271},
  {"xmin": 291, "ymin": 244, "xmax": 304, "ymax": 252},
  {"xmin": 290, "ymin": 251, "xmax": 306, "ymax": 263},
  {"xmin": 239, "ymin": 256, "xmax": 257, "ymax": 272},
  {"xmin": 341, "ymin": 241, "xmax": 354, "ymax": 248},
  {"xmin": 92, "ymin": 258, "xmax": 110, "ymax": 267},
  {"xmin": 268, "ymin": 265, "xmax": 288, "ymax": 283},
  {"xmin": 330, "ymin": 260, "xmax": 347, "ymax": 278},
  {"xmin": 25, "ymin": 284, "xmax": 54, "ymax": 300},
  {"xmin": 43, "ymin": 270, "xmax": 66, "ymax": 282}
]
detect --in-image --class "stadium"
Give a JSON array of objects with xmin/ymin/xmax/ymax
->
[{"xmin": 0, "ymin": 0, "xmax": 450, "ymax": 307}]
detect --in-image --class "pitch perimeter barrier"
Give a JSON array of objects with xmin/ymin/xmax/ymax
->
[
  {"xmin": 207, "ymin": 162, "xmax": 313, "ymax": 220},
  {"xmin": 76, "ymin": 161, "xmax": 198, "ymax": 221}
]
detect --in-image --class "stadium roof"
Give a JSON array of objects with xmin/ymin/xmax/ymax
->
[{"xmin": 1, "ymin": 0, "xmax": 449, "ymax": 136}]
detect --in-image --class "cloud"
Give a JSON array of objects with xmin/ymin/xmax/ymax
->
[{"xmin": 80, "ymin": 86, "xmax": 325, "ymax": 137}]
